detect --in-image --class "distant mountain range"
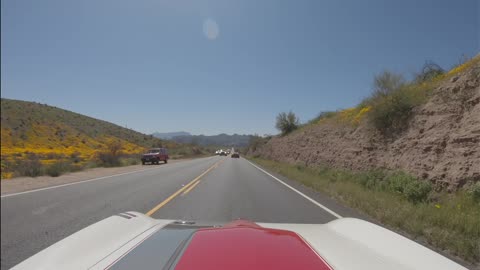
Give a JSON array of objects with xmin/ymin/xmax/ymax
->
[
  {"xmin": 152, "ymin": 131, "xmax": 191, "ymax": 140},
  {"xmin": 152, "ymin": 132, "xmax": 253, "ymax": 147}
]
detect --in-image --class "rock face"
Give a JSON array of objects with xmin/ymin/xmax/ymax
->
[{"xmin": 250, "ymin": 64, "xmax": 480, "ymax": 190}]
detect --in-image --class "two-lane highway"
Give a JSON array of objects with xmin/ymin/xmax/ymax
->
[{"xmin": 1, "ymin": 156, "xmax": 351, "ymax": 269}]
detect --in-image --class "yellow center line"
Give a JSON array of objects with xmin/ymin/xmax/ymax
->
[
  {"xmin": 182, "ymin": 180, "xmax": 201, "ymax": 196},
  {"xmin": 145, "ymin": 159, "xmax": 223, "ymax": 216}
]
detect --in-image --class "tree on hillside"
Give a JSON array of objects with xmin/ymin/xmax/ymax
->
[
  {"xmin": 415, "ymin": 61, "xmax": 444, "ymax": 82},
  {"xmin": 276, "ymin": 111, "xmax": 299, "ymax": 135},
  {"xmin": 372, "ymin": 70, "xmax": 405, "ymax": 99}
]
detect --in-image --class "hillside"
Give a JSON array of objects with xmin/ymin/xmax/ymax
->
[
  {"xmin": 153, "ymin": 132, "xmax": 253, "ymax": 147},
  {"xmin": 249, "ymin": 56, "xmax": 480, "ymax": 190},
  {"xmin": 0, "ymin": 99, "xmax": 204, "ymax": 178}
]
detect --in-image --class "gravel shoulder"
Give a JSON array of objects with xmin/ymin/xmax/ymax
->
[{"xmin": 1, "ymin": 159, "xmax": 188, "ymax": 196}]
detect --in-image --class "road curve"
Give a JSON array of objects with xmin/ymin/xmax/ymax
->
[{"xmin": 1, "ymin": 156, "xmax": 358, "ymax": 269}]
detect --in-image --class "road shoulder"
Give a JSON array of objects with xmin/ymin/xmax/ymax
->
[{"xmin": 1, "ymin": 159, "xmax": 188, "ymax": 196}]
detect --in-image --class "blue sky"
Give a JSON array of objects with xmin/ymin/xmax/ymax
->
[{"xmin": 2, "ymin": 0, "xmax": 478, "ymax": 135}]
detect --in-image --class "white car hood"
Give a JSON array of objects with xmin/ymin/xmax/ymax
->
[
  {"xmin": 12, "ymin": 213, "xmax": 467, "ymax": 270},
  {"xmin": 259, "ymin": 218, "xmax": 466, "ymax": 270}
]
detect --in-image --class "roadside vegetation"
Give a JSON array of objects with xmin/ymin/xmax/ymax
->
[
  {"xmin": 0, "ymin": 99, "xmax": 211, "ymax": 179},
  {"xmin": 250, "ymin": 157, "xmax": 480, "ymax": 264},
  {"xmin": 275, "ymin": 111, "xmax": 300, "ymax": 135},
  {"xmin": 245, "ymin": 55, "xmax": 480, "ymax": 265},
  {"xmin": 1, "ymin": 141, "xmax": 210, "ymax": 179},
  {"xmin": 286, "ymin": 55, "xmax": 480, "ymax": 136}
]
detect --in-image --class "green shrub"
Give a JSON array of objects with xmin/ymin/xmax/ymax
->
[
  {"xmin": 372, "ymin": 70, "xmax": 406, "ymax": 99},
  {"xmin": 46, "ymin": 162, "xmax": 71, "ymax": 177},
  {"xmin": 276, "ymin": 111, "xmax": 299, "ymax": 135},
  {"xmin": 387, "ymin": 172, "xmax": 432, "ymax": 203},
  {"xmin": 404, "ymin": 180, "xmax": 432, "ymax": 203},
  {"xmin": 368, "ymin": 89, "xmax": 416, "ymax": 136},
  {"xmin": 388, "ymin": 172, "xmax": 415, "ymax": 193},
  {"xmin": 357, "ymin": 170, "xmax": 386, "ymax": 189},
  {"xmin": 469, "ymin": 182, "xmax": 480, "ymax": 202}
]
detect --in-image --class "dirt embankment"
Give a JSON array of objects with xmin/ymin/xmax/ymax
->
[{"xmin": 250, "ymin": 64, "xmax": 480, "ymax": 190}]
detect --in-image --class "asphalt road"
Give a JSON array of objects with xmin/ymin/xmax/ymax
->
[{"xmin": 1, "ymin": 156, "xmax": 359, "ymax": 269}]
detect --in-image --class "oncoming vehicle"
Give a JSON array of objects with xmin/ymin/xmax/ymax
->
[
  {"xmin": 141, "ymin": 148, "xmax": 169, "ymax": 165},
  {"xmin": 12, "ymin": 213, "xmax": 467, "ymax": 270}
]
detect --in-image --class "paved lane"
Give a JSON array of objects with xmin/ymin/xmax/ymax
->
[
  {"xmin": 152, "ymin": 157, "xmax": 339, "ymax": 223},
  {"xmin": 1, "ymin": 156, "xmax": 352, "ymax": 269},
  {"xmin": 1, "ymin": 157, "xmax": 220, "ymax": 270}
]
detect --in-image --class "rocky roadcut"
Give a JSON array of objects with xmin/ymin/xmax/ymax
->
[{"xmin": 250, "ymin": 60, "xmax": 480, "ymax": 190}]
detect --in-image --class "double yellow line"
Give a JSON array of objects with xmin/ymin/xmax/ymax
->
[{"xmin": 145, "ymin": 160, "xmax": 223, "ymax": 216}]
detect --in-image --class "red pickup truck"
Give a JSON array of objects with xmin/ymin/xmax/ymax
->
[{"xmin": 141, "ymin": 148, "xmax": 169, "ymax": 165}]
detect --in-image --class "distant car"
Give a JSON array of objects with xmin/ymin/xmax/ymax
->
[
  {"xmin": 141, "ymin": 148, "xmax": 168, "ymax": 165},
  {"xmin": 219, "ymin": 151, "xmax": 227, "ymax": 156},
  {"xmin": 231, "ymin": 152, "xmax": 240, "ymax": 158},
  {"xmin": 12, "ymin": 213, "xmax": 467, "ymax": 270}
]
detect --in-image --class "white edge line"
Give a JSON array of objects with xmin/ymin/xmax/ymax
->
[
  {"xmin": 1, "ymin": 156, "xmax": 217, "ymax": 198},
  {"xmin": 1, "ymin": 166, "xmax": 165, "ymax": 199},
  {"xmin": 245, "ymin": 159, "xmax": 342, "ymax": 219}
]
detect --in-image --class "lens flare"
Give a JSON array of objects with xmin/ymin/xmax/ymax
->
[{"xmin": 203, "ymin": 18, "xmax": 219, "ymax": 40}]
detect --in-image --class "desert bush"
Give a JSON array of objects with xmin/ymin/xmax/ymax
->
[
  {"xmin": 95, "ymin": 152, "xmax": 121, "ymax": 167},
  {"xmin": 192, "ymin": 147, "xmax": 203, "ymax": 155},
  {"xmin": 372, "ymin": 70, "xmax": 406, "ymax": 99},
  {"xmin": 388, "ymin": 172, "xmax": 416, "ymax": 194},
  {"xmin": 46, "ymin": 162, "xmax": 72, "ymax": 177},
  {"xmin": 308, "ymin": 111, "xmax": 337, "ymax": 125},
  {"xmin": 368, "ymin": 88, "xmax": 416, "ymax": 136},
  {"xmin": 16, "ymin": 159, "xmax": 44, "ymax": 177},
  {"xmin": 1, "ymin": 159, "xmax": 14, "ymax": 179},
  {"xmin": 357, "ymin": 170, "xmax": 386, "ymax": 189},
  {"xmin": 120, "ymin": 157, "xmax": 140, "ymax": 166},
  {"xmin": 69, "ymin": 152, "xmax": 82, "ymax": 163},
  {"xmin": 69, "ymin": 164, "xmax": 85, "ymax": 172},
  {"xmin": 95, "ymin": 140, "xmax": 124, "ymax": 167},
  {"xmin": 404, "ymin": 180, "xmax": 432, "ymax": 203},
  {"xmin": 248, "ymin": 135, "xmax": 270, "ymax": 152},
  {"xmin": 106, "ymin": 140, "xmax": 123, "ymax": 156},
  {"xmin": 45, "ymin": 152, "xmax": 65, "ymax": 159},
  {"xmin": 469, "ymin": 182, "xmax": 480, "ymax": 202},
  {"xmin": 415, "ymin": 61, "xmax": 445, "ymax": 82},
  {"xmin": 276, "ymin": 111, "xmax": 299, "ymax": 135},
  {"xmin": 387, "ymin": 172, "xmax": 432, "ymax": 203}
]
